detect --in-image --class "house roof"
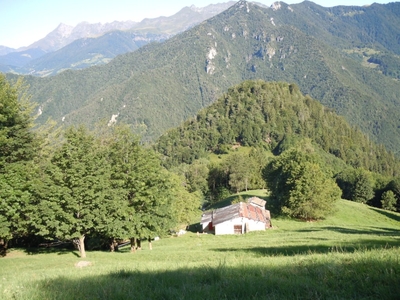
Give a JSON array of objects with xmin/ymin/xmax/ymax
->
[
  {"xmin": 201, "ymin": 202, "xmax": 270, "ymax": 226},
  {"xmin": 247, "ymin": 196, "xmax": 266, "ymax": 208}
]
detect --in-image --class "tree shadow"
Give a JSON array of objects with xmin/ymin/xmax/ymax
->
[
  {"xmin": 22, "ymin": 244, "xmax": 80, "ymax": 257},
  {"xmin": 296, "ymin": 226, "xmax": 400, "ymax": 236},
  {"xmin": 31, "ymin": 256, "xmax": 400, "ymax": 300},
  {"xmin": 369, "ymin": 207, "xmax": 400, "ymax": 223},
  {"xmin": 213, "ymin": 238, "xmax": 400, "ymax": 257}
]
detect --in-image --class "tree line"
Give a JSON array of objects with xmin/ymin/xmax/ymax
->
[
  {"xmin": 155, "ymin": 80, "xmax": 400, "ymax": 214},
  {"xmin": 0, "ymin": 74, "xmax": 201, "ymax": 257}
]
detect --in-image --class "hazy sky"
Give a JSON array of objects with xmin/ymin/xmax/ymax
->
[{"xmin": 0, "ymin": 0, "xmax": 391, "ymax": 49}]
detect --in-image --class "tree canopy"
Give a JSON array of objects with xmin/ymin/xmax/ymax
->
[
  {"xmin": 263, "ymin": 146, "xmax": 341, "ymax": 220},
  {"xmin": 0, "ymin": 75, "xmax": 38, "ymax": 255}
]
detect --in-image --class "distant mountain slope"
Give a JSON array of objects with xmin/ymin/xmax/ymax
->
[
  {"xmin": 0, "ymin": 2, "xmax": 235, "ymax": 75},
  {"xmin": 267, "ymin": 1, "xmax": 400, "ymax": 55},
  {"xmin": 0, "ymin": 46, "xmax": 15, "ymax": 56},
  {"xmin": 20, "ymin": 31, "xmax": 167, "ymax": 76},
  {"xmin": 27, "ymin": 21, "xmax": 137, "ymax": 53},
  {"xmin": 20, "ymin": 1, "xmax": 400, "ymax": 154},
  {"xmin": 0, "ymin": 48, "xmax": 47, "ymax": 68},
  {"xmin": 132, "ymin": 2, "xmax": 236, "ymax": 35}
]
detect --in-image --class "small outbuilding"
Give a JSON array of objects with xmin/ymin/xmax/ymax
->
[{"xmin": 200, "ymin": 197, "xmax": 271, "ymax": 235}]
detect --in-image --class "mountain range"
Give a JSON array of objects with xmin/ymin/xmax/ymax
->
[
  {"xmin": 0, "ymin": 2, "xmax": 235, "ymax": 76},
  {"xmin": 6, "ymin": 1, "xmax": 400, "ymax": 157}
]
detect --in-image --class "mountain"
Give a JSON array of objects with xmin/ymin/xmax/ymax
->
[
  {"xmin": 132, "ymin": 2, "xmax": 236, "ymax": 35},
  {"xmin": 19, "ymin": 31, "xmax": 167, "ymax": 76},
  {"xmin": 17, "ymin": 1, "xmax": 400, "ymax": 155},
  {"xmin": 0, "ymin": 48, "xmax": 47, "ymax": 69},
  {"xmin": 26, "ymin": 21, "xmax": 138, "ymax": 53},
  {"xmin": 154, "ymin": 80, "xmax": 400, "ymax": 176},
  {"xmin": 0, "ymin": 2, "xmax": 235, "ymax": 75},
  {"xmin": 0, "ymin": 46, "xmax": 15, "ymax": 56}
]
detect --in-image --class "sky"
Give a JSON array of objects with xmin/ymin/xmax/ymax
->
[{"xmin": 0, "ymin": 0, "xmax": 392, "ymax": 49}]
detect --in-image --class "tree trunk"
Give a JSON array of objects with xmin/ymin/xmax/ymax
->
[
  {"xmin": 0, "ymin": 238, "xmax": 8, "ymax": 257},
  {"xmin": 79, "ymin": 235, "xmax": 86, "ymax": 258},
  {"xmin": 137, "ymin": 239, "xmax": 141, "ymax": 250},
  {"xmin": 148, "ymin": 237, "xmax": 152, "ymax": 250},
  {"xmin": 130, "ymin": 237, "xmax": 137, "ymax": 253},
  {"xmin": 109, "ymin": 238, "xmax": 118, "ymax": 252}
]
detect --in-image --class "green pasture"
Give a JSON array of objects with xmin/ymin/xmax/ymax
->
[{"xmin": 1, "ymin": 199, "xmax": 399, "ymax": 300}]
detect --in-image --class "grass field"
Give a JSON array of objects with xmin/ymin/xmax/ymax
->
[{"xmin": 1, "ymin": 198, "xmax": 399, "ymax": 299}]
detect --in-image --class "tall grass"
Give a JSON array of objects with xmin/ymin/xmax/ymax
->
[{"xmin": 1, "ymin": 200, "xmax": 399, "ymax": 299}]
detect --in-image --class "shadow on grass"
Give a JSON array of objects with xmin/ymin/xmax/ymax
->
[
  {"xmin": 296, "ymin": 226, "xmax": 400, "ymax": 236},
  {"xmin": 370, "ymin": 207, "xmax": 400, "ymax": 223},
  {"xmin": 213, "ymin": 238, "xmax": 400, "ymax": 257},
  {"xmin": 32, "ymin": 255, "xmax": 400, "ymax": 300},
  {"xmin": 22, "ymin": 245, "xmax": 80, "ymax": 257}
]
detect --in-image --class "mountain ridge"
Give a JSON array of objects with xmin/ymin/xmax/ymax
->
[
  {"xmin": 10, "ymin": 1, "xmax": 400, "ymax": 155},
  {"xmin": 0, "ymin": 2, "xmax": 235, "ymax": 74}
]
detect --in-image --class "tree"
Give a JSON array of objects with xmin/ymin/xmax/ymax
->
[
  {"xmin": 351, "ymin": 169, "xmax": 374, "ymax": 203},
  {"xmin": 32, "ymin": 126, "xmax": 111, "ymax": 258},
  {"xmin": 0, "ymin": 75, "xmax": 36, "ymax": 167},
  {"xmin": 335, "ymin": 169, "xmax": 357, "ymax": 200},
  {"xmin": 248, "ymin": 147, "xmax": 269, "ymax": 189},
  {"xmin": 336, "ymin": 168, "xmax": 375, "ymax": 204},
  {"xmin": 0, "ymin": 75, "xmax": 38, "ymax": 255},
  {"xmin": 263, "ymin": 148, "xmax": 340, "ymax": 220},
  {"xmin": 186, "ymin": 159, "xmax": 209, "ymax": 194},
  {"xmin": 381, "ymin": 190, "xmax": 397, "ymax": 211},
  {"xmin": 225, "ymin": 152, "xmax": 254, "ymax": 193},
  {"xmin": 104, "ymin": 126, "xmax": 179, "ymax": 252},
  {"xmin": 284, "ymin": 162, "xmax": 341, "ymax": 220},
  {"xmin": 386, "ymin": 177, "xmax": 400, "ymax": 212},
  {"xmin": 168, "ymin": 173, "xmax": 202, "ymax": 229}
]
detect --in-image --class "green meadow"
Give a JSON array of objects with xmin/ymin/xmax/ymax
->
[{"xmin": 1, "ymin": 198, "xmax": 399, "ymax": 300}]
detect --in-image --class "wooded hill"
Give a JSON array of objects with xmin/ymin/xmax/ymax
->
[
  {"xmin": 155, "ymin": 80, "xmax": 400, "ymax": 214},
  {"xmin": 155, "ymin": 80, "xmax": 400, "ymax": 176},
  {"xmin": 11, "ymin": 1, "xmax": 400, "ymax": 154}
]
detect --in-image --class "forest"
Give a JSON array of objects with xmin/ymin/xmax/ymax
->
[
  {"xmin": 156, "ymin": 80, "xmax": 400, "ymax": 214},
  {"xmin": 1, "ymin": 75, "xmax": 399, "ymax": 258}
]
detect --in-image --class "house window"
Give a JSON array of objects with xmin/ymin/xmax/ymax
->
[{"xmin": 234, "ymin": 225, "xmax": 242, "ymax": 234}]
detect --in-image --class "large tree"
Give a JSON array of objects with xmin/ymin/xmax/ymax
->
[
  {"xmin": 0, "ymin": 75, "xmax": 38, "ymax": 255},
  {"xmin": 104, "ymin": 126, "xmax": 188, "ymax": 252},
  {"xmin": 263, "ymin": 147, "xmax": 340, "ymax": 220},
  {"xmin": 32, "ymin": 126, "xmax": 111, "ymax": 258},
  {"xmin": 335, "ymin": 168, "xmax": 374, "ymax": 203}
]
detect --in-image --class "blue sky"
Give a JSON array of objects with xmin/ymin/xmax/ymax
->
[{"xmin": 0, "ymin": 0, "xmax": 391, "ymax": 49}]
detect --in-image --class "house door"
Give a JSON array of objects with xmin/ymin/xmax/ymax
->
[{"xmin": 234, "ymin": 225, "xmax": 242, "ymax": 234}]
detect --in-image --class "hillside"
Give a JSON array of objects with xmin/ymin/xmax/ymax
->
[
  {"xmin": 155, "ymin": 80, "xmax": 400, "ymax": 176},
  {"xmin": 12, "ymin": 1, "xmax": 400, "ymax": 153},
  {"xmin": 1, "ymin": 196, "xmax": 399, "ymax": 299}
]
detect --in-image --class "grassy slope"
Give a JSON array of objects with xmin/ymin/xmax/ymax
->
[{"xmin": 1, "ymin": 199, "xmax": 399, "ymax": 299}]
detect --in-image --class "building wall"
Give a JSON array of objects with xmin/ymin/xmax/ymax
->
[
  {"xmin": 215, "ymin": 218, "xmax": 243, "ymax": 235},
  {"xmin": 214, "ymin": 218, "xmax": 266, "ymax": 235},
  {"xmin": 247, "ymin": 219, "xmax": 266, "ymax": 232}
]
